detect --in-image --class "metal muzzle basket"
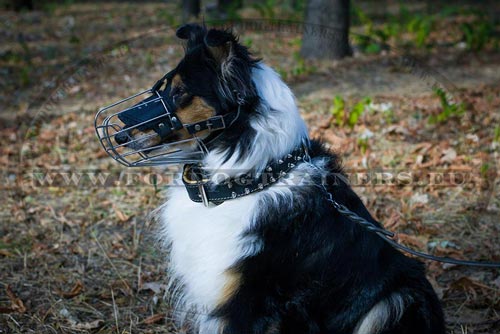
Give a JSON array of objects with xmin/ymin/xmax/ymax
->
[{"xmin": 94, "ymin": 86, "xmax": 206, "ymax": 167}]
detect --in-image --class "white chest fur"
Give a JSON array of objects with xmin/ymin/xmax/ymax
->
[{"xmin": 160, "ymin": 186, "xmax": 262, "ymax": 315}]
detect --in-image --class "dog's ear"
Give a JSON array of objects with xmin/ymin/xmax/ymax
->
[
  {"xmin": 176, "ymin": 24, "xmax": 204, "ymax": 40},
  {"xmin": 204, "ymin": 29, "xmax": 235, "ymax": 66}
]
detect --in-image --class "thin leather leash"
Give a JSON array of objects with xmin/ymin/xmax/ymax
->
[
  {"xmin": 302, "ymin": 152, "xmax": 500, "ymax": 269},
  {"xmin": 325, "ymin": 192, "xmax": 500, "ymax": 268}
]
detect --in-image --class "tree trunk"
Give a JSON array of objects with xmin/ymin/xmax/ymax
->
[
  {"xmin": 3, "ymin": 0, "xmax": 33, "ymax": 11},
  {"xmin": 182, "ymin": 0, "xmax": 200, "ymax": 22},
  {"xmin": 301, "ymin": 0, "xmax": 351, "ymax": 59}
]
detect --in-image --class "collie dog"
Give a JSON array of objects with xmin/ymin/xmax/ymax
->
[{"xmin": 112, "ymin": 24, "xmax": 445, "ymax": 334}]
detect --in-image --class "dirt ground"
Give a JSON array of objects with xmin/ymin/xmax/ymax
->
[{"xmin": 1, "ymin": 1, "xmax": 499, "ymax": 333}]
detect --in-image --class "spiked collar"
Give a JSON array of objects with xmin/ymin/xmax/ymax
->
[{"xmin": 182, "ymin": 144, "xmax": 309, "ymax": 206}]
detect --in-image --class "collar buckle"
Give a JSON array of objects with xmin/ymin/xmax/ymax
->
[
  {"xmin": 198, "ymin": 183, "xmax": 209, "ymax": 207},
  {"xmin": 182, "ymin": 164, "xmax": 209, "ymax": 184},
  {"xmin": 183, "ymin": 164, "xmax": 210, "ymax": 206}
]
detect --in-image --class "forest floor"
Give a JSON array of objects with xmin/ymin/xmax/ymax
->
[{"xmin": 1, "ymin": 2, "xmax": 499, "ymax": 333}]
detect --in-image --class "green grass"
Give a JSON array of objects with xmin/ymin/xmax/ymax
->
[
  {"xmin": 330, "ymin": 96, "xmax": 371, "ymax": 129},
  {"xmin": 428, "ymin": 87, "xmax": 465, "ymax": 124},
  {"xmin": 352, "ymin": 4, "xmax": 495, "ymax": 52},
  {"xmin": 330, "ymin": 95, "xmax": 346, "ymax": 127},
  {"xmin": 460, "ymin": 21, "xmax": 494, "ymax": 51},
  {"xmin": 494, "ymin": 125, "xmax": 500, "ymax": 143},
  {"xmin": 253, "ymin": 0, "xmax": 278, "ymax": 20},
  {"xmin": 407, "ymin": 15, "xmax": 434, "ymax": 48}
]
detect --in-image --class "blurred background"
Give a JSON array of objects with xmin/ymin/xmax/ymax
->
[{"xmin": 1, "ymin": 1, "xmax": 499, "ymax": 333}]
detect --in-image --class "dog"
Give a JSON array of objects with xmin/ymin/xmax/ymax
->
[{"xmin": 106, "ymin": 24, "xmax": 445, "ymax": 334}]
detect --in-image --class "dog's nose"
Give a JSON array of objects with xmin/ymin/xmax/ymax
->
[{"xmin": 115, "ymin": 131, "xmax": 130, "ymax": 145}]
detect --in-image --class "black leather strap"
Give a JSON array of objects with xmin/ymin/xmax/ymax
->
[
  {"xmin": 182, "ymin": 145, "xmax": 308, "ymax": 205},
  {"xmin": 184, "ymin": 111, "xmax": 240, "ymax": 135}
]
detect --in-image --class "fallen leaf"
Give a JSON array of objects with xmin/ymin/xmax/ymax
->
[
  {"xmin": 140, "ymin": 281, "xmax": 167, "ymax": 294},
  {"xmin": 447, "ymin": 276, "xmax": 495, "ymax": 298},
  {"xmin": 0, "ymin": 249, "xmax": 14, "ymax": 257},
  {"xmin": 410, "ymin": 193, "xmax": 429, "ymax": 205},
  {"xmin": 383, "ymin": 125, "xmax": 409, "ymax": 136},
  {"xmin": 5, "ymin": 285, "xmax": 26, "ymax": 314},
  {"xmin": 113, "ymin": 204, "xmax": 130, "ymax": 222},
  {"xmin": 143, "ymin": 313, "xmax": 165, "ymax": 325},
  {"xmin": 0, "ymin": 306, "xmax": 15, "ymax": 314},
  {"xmin": 397, "ymin": 233, "xmax": 427, "ymax": 249},
  {"xmin": 440, "ymin": 148, "xmax": 457, "ymax": 164},
  {"xmin": 318, "ymin": 115, "xmax": 334, "ymax": 129},
  {"xmin": 319, "ymin": 129, "xmax": 348, "ymax": 148},
  {"xmin": 58, "ymin": 280, "xmax": 84, "ymax": 298},
  {"xmin": 465, "ymin": 134, "xmax": 479, "ymax": 143}
]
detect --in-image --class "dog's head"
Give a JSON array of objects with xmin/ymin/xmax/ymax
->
[
  {"xmin": 112, "ymin": 24, "xmax": 259, "ymax": 157},
  {"xmin": 96, "ymin": 23, "xmax": 307, "ymax": 170}
]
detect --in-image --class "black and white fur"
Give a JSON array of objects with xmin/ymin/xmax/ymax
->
[{"xmin": 134, "ymin": 24, "xmax": 445, "ymax": 334}]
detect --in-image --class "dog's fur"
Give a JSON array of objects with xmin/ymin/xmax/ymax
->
[{"xmin": 125, "ymin": 24, "xmax": 445, "ymax": 334}]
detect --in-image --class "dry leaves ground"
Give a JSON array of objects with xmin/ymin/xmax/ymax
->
[{"xmin": 1, "ymin": 2, "xmax": 499, "ymax": 333}]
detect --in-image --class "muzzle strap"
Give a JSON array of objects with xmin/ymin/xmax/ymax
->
[{"xmin": 184, "ymin": 110, "xmax": 240, "ymax": 135}]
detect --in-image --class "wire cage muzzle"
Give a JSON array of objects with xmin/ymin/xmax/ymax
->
[{"xmin": 94, "ymin": 88, "xmax": 205, "ymax": 167}]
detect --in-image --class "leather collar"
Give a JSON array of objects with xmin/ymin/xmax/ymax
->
[{"xmin": 182, "ymin": 145, "xmax": 308, "ymax": 206}]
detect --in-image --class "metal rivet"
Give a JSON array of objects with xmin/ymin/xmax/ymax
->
[
  {"xmin": 171, "ymin": 116, "xmax": 178, "ymax": 122},
  {"xmin": 194, "ymin": 124, "xmax": 201, "ymax": 131},
  {"xmin": 245, "ymin": 188, "xmax": 250, "ymax": 195},
  {"xmin": 258, "ymin": 183, "xmax": 264, "ymax": 190},
  {"xmin": 290, "ymin": 163, "xmax": 295, "ymax": 168},
  {"xmin": 231, "ymin": 191, "xmax": 237, "ymax": 199},
  {"xmin": 266, "ymin": 166, "xmax": 272, "ymax": 172},
  {"xmin": 227, "ymin": 182, "xmax": 233, "ymax": 189},
  {"xmin": 158, "ymin": 123, "xmax": 165, "ymax": 128},
  {"xmin": 270, "ymin": 177, "xmax": 276, "ymax": 183},
  {"xmin": 287, "ymin": 154, "xmax": 292, "ymax": 159},
  {"xmin": 278, "ymin": 159, "xmax": 284, "ymax": 164}
]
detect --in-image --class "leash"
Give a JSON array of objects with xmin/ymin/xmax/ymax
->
[
  {"xmin": 324, "ymin": 188, "xmax": 500, "ymax": 268},
  {"xmin": 298, "ymin": 149, "xmax": 500, "ymax": 269}
]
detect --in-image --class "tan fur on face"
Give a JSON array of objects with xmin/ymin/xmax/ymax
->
[
  {"xmin": 171, "ymin": 75, "xmax": 216, "ymax": 139},
  {"xmin": 175, "ymin": 96, "xmax": 215, "ymax": 139},
  {"xmin": 172, "ymin": 74, "xmax": 182, "ymax": 88},
  {"xmin": 177, "ymin": 96, "xmax": 215, "ymax": 124}
]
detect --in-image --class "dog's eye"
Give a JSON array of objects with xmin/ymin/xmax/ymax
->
[
  {"xmin": 172, "ymin": 87, "xmax": 193, "ymax": 108},
  {"xmin": 172, "ymin": 86, "xmax": 186, "ymax": 99}
]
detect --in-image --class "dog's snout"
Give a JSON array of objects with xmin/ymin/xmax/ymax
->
[{"xmin": 115, "ymin": 131, "xmax": 130, "ymax": 145}]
